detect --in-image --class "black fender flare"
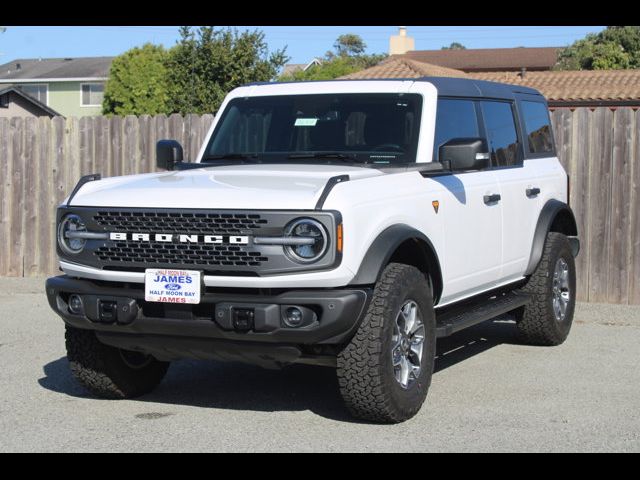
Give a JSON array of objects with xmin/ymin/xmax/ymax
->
[
  {"xmin": 349, "ymin": 224, "xmax": 443, "ymax": 303},
  {"xmin": 525, "ymin": 199, "xmax": 579, "ymax": 275}
]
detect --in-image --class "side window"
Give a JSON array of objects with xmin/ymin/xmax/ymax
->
[
  {"xmin": 433, "ymin": 99, "xmax": 479, "ymax": 161},
  {"xmin": 480, "ymin": 101, "xmax": 519, "ymax": 167},
  {"xmin": 521, "ymin": 100, "xmax": 554, "ymax": 154}
]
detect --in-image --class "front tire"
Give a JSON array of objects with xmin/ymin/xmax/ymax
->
[
  {"xmin": 516, "ymin": 232, "xmax": 577, "ymax": 346},
  {"xmin": 65, "ymin": 325, "xmax": 169, "ymax": 399},
  {"xmin": 337, "ymin": 263, "xmax": 436, "ymax": 423}
]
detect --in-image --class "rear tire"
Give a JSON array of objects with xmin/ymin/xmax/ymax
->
[
  {"xmin": 516, "ymin": 232, "xmax": 576, "ymax": 346},
  {"xmin": 337, "ymin": 263, "xmax": 436, "ymax": 423},
  {"xmin": 65, "ymin": 325, "xmax": 169, "ymax": 399}
]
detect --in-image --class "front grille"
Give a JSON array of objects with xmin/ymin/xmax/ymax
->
[
  {"xmin": 58, "ymin": 207, "xmax": 339, "ymax": 276},
  {"xmin": 96, "ymin": 241, "xmax": 268, "ymax": 268},
  {"xmin": 93, "ymin": 211, "xmax": 268, "ymax": 235}
]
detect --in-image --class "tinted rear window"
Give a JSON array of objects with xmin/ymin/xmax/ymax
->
[
  {"xmin": 480, "ymin": 101, "xmax": 519, "ymax": 167},
  {"xmin": 521, "ymin": 100, "xmax": 554, "ymax": 154}
]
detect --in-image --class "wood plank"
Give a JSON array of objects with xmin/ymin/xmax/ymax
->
[
  {"xmin": 50, "ymin": 116, "xmax": 66, "ymax": 274},
  {"xmin": 122, "ymin": 115, "xmax": 137, "ymax": 175},
  {"xmin": 66, "ymin": 117, "xmax": 81, "ymax": 195},
  {"xmin": 607, "ymin": 108, "xmax": 634, "ymax": 304},
  {"xmin": 629, "ymin": 110, "xmax": 640, "ymax": 305},
  {"xmin": 587, "ymin": 108, "xmax": 614, "ymax": 303},
  {"xmin": 570, "ymin": 108, "xmax": 590, "ymax": 301},
  {"xmin": 110, "ymin": 116, "xmax": 123, "ymax": 177},
  {"xmin": 79, "ymin": 116, "xmax": 94, "ymax": 176},
  {"xmin": 37, "ymin": 117, "xmax": 54, "ymax": 276},
  {"xmin": 139, "ymin": 115, "xmax": 152, "ymax": 173},
  {"xmin": 169, "ymin": 113, "xmax": 184, "ymax": 148},
  {"xmin": 9, "ymin": 117, "xmax": 25, "ymax": 276},
  {"xmin": 22, "ymin": 117, "xmax": 39, "ymax": 276},
  {"xmin": 95, "ymin": 115, "xmax": 110, "ymax": 177},
  {"xmin": 154, "ymin": 114, "xmax": 168, "ymax": 172},
  {"xmin": 0, "ymin": 118, "xmax": 9, "ymax": 276},
  {"xmin": 186, "ymin": 113, "xmax": 198, "ymax": 161}
]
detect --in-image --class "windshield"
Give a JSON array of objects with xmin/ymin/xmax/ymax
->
[{"xmin": 202, "ymin": 93, "xmax": 423, "ymax": 165}]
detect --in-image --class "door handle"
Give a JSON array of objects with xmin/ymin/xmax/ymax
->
[
  {"xmin": 526, "ymin": 187, "xmax": 541, "ymax": 197},
  {"xmin": 483, "ymin": 193, "xmax": 501, "ymax": 204}
]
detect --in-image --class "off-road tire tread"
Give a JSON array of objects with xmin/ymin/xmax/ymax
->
[
  {"xmin": 517, "ymin": 232, "xmax": 575, "ymax": 346},
  {"xmin": 65, "ymin": 326, "xmax": 169, "ymax": 399},
  {"xmin": 337, "ymin": 263, "xmax": 435, "ymax": 423}
]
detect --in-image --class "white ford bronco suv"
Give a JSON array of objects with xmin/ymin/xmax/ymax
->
[{"xmin": 46, "ymin": 78, "xmax": 580, "ymax": 423}]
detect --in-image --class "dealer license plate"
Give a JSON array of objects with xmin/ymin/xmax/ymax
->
[{"xmin": 144, "ymin": 269, "xmax": 201, "ymax": 304}]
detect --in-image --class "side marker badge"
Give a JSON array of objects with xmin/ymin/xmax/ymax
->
[{"xmin": 432, "ymin": 200, "xmax": 440, "ymax": 214}]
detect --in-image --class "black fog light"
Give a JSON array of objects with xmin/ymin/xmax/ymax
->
[
  {"xmin": 283, "ymin": 307, "xmax": 304, "ymax": 328},
  {"xmin": 68, "ymin": 294, "xmax": 84, "ymax": 315}
]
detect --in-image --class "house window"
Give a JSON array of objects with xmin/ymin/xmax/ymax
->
[
  {"xmin": 81, "ymin": 83, "xmax": 104, "ymax": 107},
  {"xmin": 19, "ymin": 84, "xmax": 48, "ymax": 104}
]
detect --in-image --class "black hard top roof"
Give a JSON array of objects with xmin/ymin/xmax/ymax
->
[
  {"xmin": 416, "ymin": 76, "xmax": 542, "ymax": 99},
  {"xmin": 248, "ymin": 76, "xmax": 545, "ymax": 101}
]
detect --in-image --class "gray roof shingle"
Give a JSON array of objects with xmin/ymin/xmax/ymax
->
[{"xmin": 0, "ymin": 57, "xmax": 114, "ymax": 81}]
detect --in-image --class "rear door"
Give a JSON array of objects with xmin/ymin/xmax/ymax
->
[{"xmin": 479, "ymin": 99, "xmax": 540, "ymax": 282}]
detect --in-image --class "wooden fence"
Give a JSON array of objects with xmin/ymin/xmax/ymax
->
[
  {"xmin": 551, "ymin": 108, "xmax": 640, "ymax": 305},
  {"xmin": 0, "ymin": 114, "xmax": 214, "ymax": 279},
  {"xmin": 0, "ymin": 109, "xmax": 639, "ymax": 304}
]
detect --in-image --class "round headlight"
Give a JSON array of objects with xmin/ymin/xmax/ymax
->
[
  {"xmin": 58, "ymin": 214, "xmax": 87, "ymax": 255},
  {"xmin": 284, "ymin": 218, "xmax": 328, "ymax": 263}
]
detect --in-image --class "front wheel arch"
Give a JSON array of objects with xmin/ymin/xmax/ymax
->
[{"xmin": 349, "ymin": 224, "xmax": 443, "ymax": 304}]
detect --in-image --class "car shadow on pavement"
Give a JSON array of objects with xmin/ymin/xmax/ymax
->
[{"xmin": 39, "ymin": 317, "xmax": 521, "ymax": 423}]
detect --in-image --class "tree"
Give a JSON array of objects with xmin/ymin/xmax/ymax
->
[
  {"xmin": 441, "ymin": 42, "xmax": 466, "ymax": 50},
  {"xmin": 556, "ymin": 26, "xmax": 640, "ymax": 70},
  {"xmin": 164, "ymin": 26, "xmax": 288, "ymax": 115},
  {"xmin": 102, "ymin": 43, "xmax": 169, "ymax": 115},
  {"xmin": 334, "ymin": 34, "xmax": 367, "ymax": 57},
  {"xmin": 279, "ymin": 34, "xmax": 386, "ymax": 81}
]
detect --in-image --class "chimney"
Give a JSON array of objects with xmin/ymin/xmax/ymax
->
[
  {"xmin": 519, "ymin": 67, "xmax": 526, "ymax": 79},
  {"xmin": 389, "ymin": 26, "xmax": 415, "ymax": 55}
]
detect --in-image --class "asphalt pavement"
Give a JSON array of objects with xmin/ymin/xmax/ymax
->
[{"xmin": 1, "ymin": 277, "xmax": 639, "ymax": 452}]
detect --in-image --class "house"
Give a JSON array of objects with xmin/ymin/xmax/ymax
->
[
  {"xmin": 340, "ymin": 29, "xmax": 640, "ymax": 109},
  {"xmin": 402, "ymin": 47, "xmax": 561, "ymax": 72},
  {"xmin": 0, "ymin": 86, "xmax": 61, "ymax": 118},
  {"xmin": 340, "ymin": 55, "xmax": 640, "ymax": 108},
  {"xmin": 280, "ymin": 58, "xmax": 323, "ymax": 78},
  {"xmin": 384, "ymin": 27, "xmax": 560, "ymax": 72},
  {"xmin": 340, "ymin": 56, "xmax": 468, "ymax": 79},
  {"xmin": 0, "ymin": 57, "xmax": 114, "ymax": 117}
]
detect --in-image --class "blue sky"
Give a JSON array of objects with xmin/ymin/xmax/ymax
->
[{"xmin": 0, "ymin": 26, "xmax": 605, "ymax": 65}]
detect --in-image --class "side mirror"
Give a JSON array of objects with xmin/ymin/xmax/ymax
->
[
  {"xmin": 156, "ymin": 140, "xmax": 184, "ymax": 171},
  {"xmin": 439, "ymin": 138, "xmax": 490, "ymax": 171}
]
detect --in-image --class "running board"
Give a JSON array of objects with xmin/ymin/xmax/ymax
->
[{"xmin": 435, "ymin": 291, "xmax": 531, "ymax": 338}]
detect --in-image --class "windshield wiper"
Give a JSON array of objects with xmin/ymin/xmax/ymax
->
[
  {"xmin": 202, "ymin": 153, "xmax": 260, "ymax": 162},
  {"xmin": 288, "ymin": 152, "xmax": 361, "ymax": 161}
]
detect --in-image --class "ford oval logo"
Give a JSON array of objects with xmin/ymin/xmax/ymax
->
[{"xmin": 164, "ymin": 283, "xmax": 181, "ymax": 291}]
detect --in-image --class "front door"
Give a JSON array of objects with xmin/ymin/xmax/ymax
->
[{"xmin": 431, "ymin": 98, "xmax": 503, "ymax": 304}]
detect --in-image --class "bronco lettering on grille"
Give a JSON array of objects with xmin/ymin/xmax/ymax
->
[{"xmin": 108, "ymin": 233, "xmax": 250, "ymax": 245}]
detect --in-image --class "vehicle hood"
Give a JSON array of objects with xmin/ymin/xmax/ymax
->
[{"xmin": 67, "ymin": 164, "xmax": 385, "ymax": 210}]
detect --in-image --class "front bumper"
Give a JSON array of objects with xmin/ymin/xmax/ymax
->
[{"xmin": 46, "ymin": 276, "xmax": 371, "ymax": 367}]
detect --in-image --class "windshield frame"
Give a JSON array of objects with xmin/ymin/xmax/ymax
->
[{"xmin": 198, "ymin": 91, "xmax": 425, "ymax": 168}]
